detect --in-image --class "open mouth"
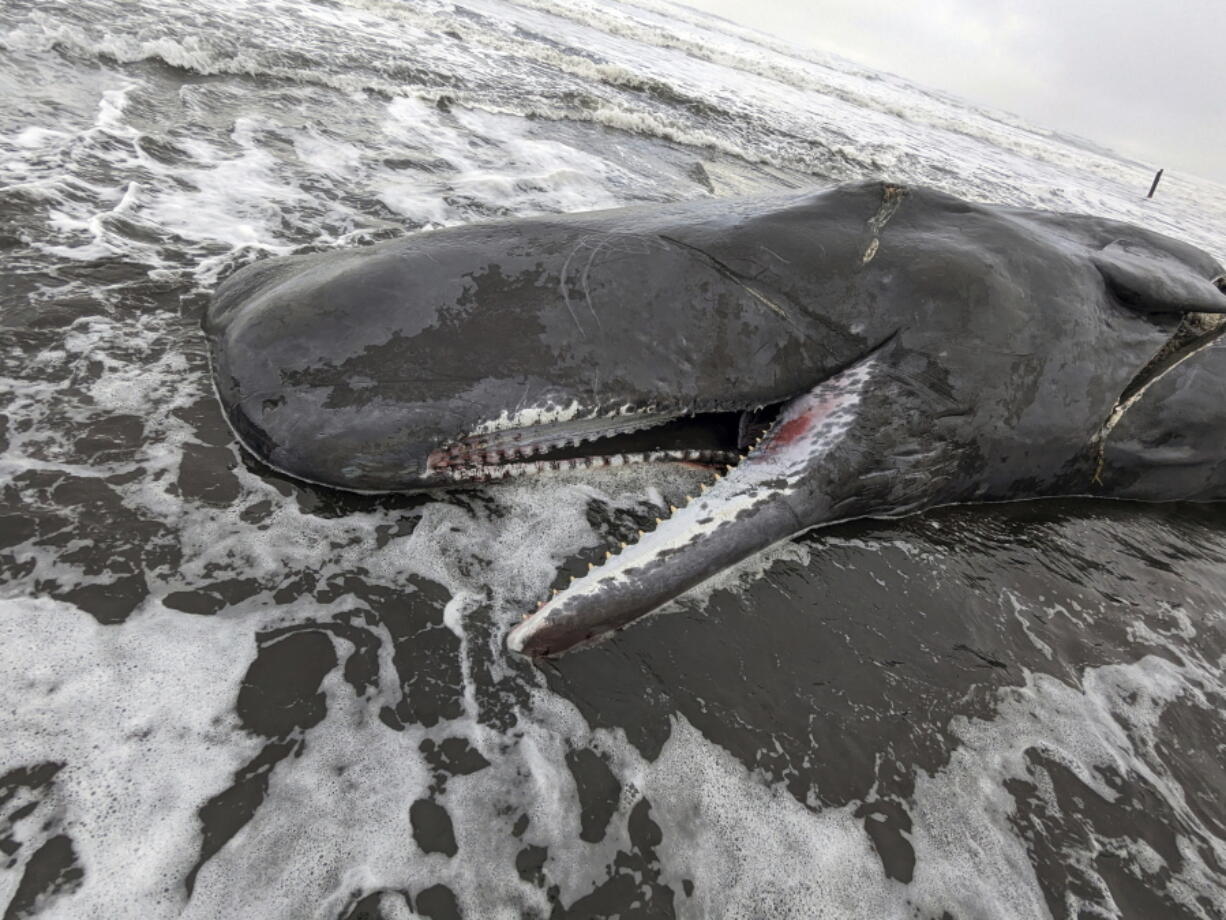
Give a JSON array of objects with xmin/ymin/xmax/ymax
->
[
  {"xmin": 502, "ymin": 351, "xmax": 883, "ymax": 657},
  {"xmin": 424, "ymin": 396, "xmax": 805, "ymax": 652},
  {"xmin": 426, "ymin": 403, "xmax": 787, "ymax": 484}
]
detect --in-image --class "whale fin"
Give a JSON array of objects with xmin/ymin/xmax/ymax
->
[
  {"xmin": 1092, "ymin": 243, "xmax": 1226, "ymax": 315},
  {"xmin": 506, "ymin": 346, "xmax": 952, "ymax": 657}
]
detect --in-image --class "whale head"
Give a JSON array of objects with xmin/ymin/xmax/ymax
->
[{"xmin": 205, "ymin": 182, "xmax": 1226, "ymax": 655}]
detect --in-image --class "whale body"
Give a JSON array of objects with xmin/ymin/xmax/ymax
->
[{"xmin": 204, "ymin": 182, "xmax": 1226, "ymax": 656}]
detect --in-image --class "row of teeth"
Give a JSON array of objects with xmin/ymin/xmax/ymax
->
[
  {"xmin": 440, "ymin": 449, "xmax": 743, "ymax": 479},
  {"xmin": 525, "ymin": 428, "xmax": 773, "ymax": 618},
  {"xmin": 439, "ymin": 438, "xmax": 607, "ymax": 465},
  {"xmin": 450, "ymin": 417, "xmax": 674, "ymax": 456},
  {"xmin": 445, "ymin": 438, "xmax": 577, "ymax": 460}
]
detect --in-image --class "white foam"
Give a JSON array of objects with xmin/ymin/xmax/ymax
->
[
  {"xmin": 0, "ymin": 596, "xmax": 262, "ymax": 917},
  {"xmin": 906, "ymin": 653, "xmax": 1226, "ymax": 917}
]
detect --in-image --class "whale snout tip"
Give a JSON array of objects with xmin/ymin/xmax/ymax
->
[
  {"xmin": 505, "ymin": 624, "xmax": 531, "ymax": 656},
  {"xmin": 507, "ymin": 603, "xmax": 591, "ymax": 658},
  {"xmin": 506, "ymin": 616, "xmax": 548, "ymax": 657}
]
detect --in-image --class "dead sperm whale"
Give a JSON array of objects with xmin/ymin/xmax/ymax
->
[{"xmin": 203, "ymin": 181, "xmax": 1226, "ymax": 657}]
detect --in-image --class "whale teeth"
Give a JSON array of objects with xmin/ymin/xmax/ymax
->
[
  {"xmin": 654, "ymin": 518, "xmax": 663, "ymax": 525},
  {"xmin": 605, "ymin": 550, "xmax": 612, "ymax": 560},
  {"xmin": 669, "ymin": 504, "xmax": 677, "ymax": 512},
  {"xmin": 636, "ymin": 529, "xmax": 644, "ymax": 537},
  {"xmin": 588, "ymin": 562, "xmax": 595, "ymax": 571}
]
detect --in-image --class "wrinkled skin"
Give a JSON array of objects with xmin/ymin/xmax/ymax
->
[{"xmin": 204, "ymin": 181, "xmax": 1226, "ymax": 656}]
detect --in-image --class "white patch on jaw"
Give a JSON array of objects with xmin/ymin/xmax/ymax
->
[{"xmin": 470, "ymin": 400, "xmax": 645, "ymax": 436}]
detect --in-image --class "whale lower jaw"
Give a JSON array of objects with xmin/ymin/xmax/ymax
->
[{"xmin": 507, "ymin": 355, "xmax": 879, "ymax": 658}]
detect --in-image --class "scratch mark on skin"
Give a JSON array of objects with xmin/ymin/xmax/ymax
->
[
  {"xmin": 659, "ymin": 234, "xmax": 791, "ymax": 321},
  {"xmin": 559, "ymin": 238, "xmax": 591, "ymax": 335},
  {"xmin": 862, "ymin": 183, "xmax": 907, "ymax": 265},
  {"xmin": 564, "ymin": 234, "xmax": 655, "ymax": 333},
  {"xmin": 580, "ymin": 237, "xmax": 608, "ymax": 331},
  {"xmin": 512, "ymin": 382, "xmax": 531, "ymax": 418}
]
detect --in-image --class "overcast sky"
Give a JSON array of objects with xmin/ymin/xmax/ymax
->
[{"xmin": 684, "ymin": 0, "xmax": 1226, "ymax": 184}]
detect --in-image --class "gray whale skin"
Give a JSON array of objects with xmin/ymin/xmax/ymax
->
[{"xmin": 204, "ymin": 181, "xmax": 1226, "ymax": 657}]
